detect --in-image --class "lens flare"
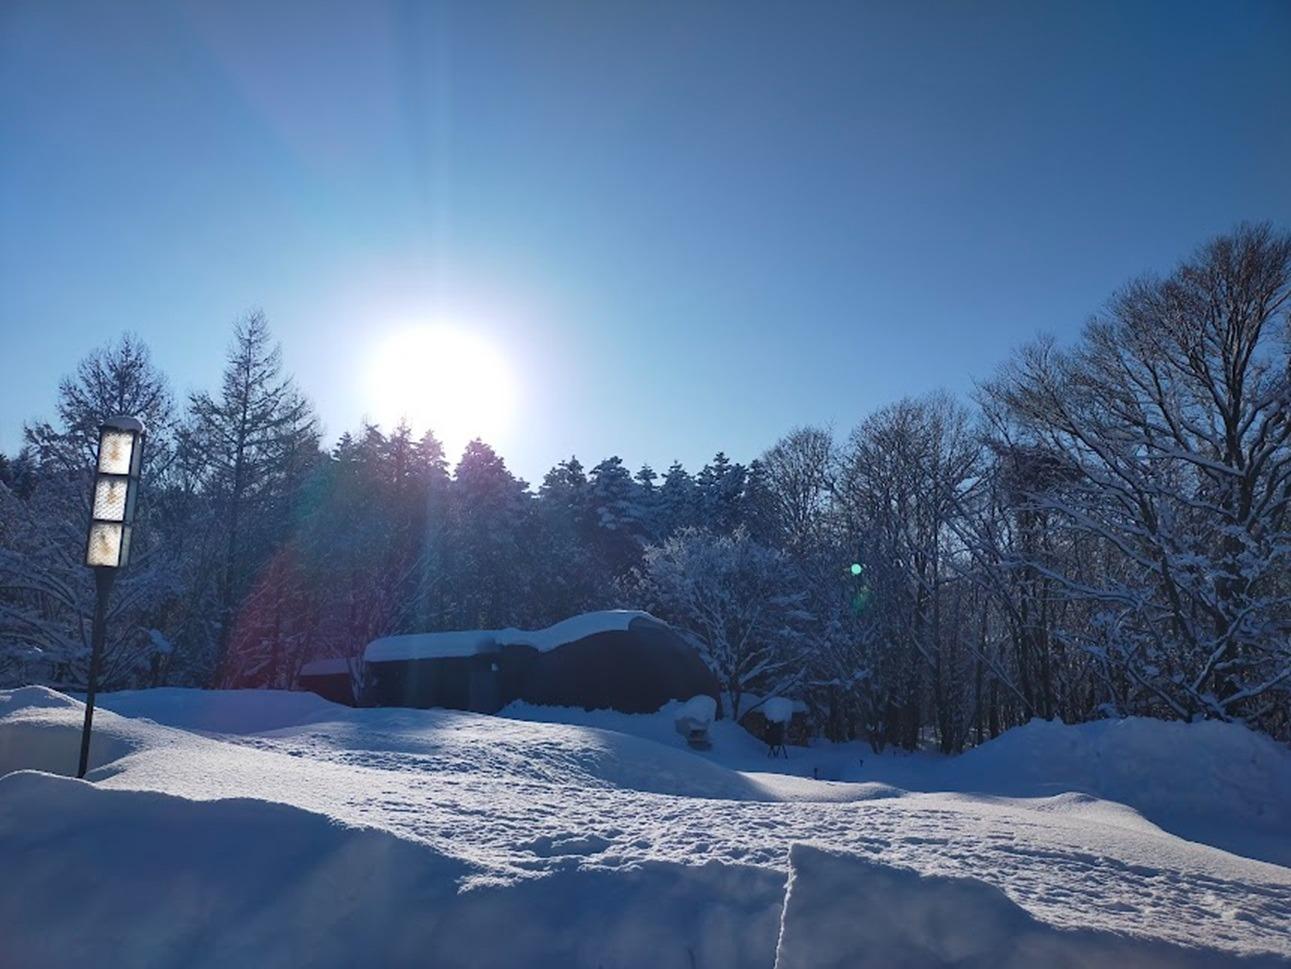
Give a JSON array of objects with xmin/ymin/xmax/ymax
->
[{"xmin": 364, "ymin": 324, "xmax": 515, "ymax": 460}]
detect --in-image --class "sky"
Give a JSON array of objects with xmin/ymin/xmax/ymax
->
[{"xmin": 2, "ymin": 0, "xmax": 1289, "ymax": 483}]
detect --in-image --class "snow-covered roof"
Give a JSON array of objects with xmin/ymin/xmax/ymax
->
[
  {"xmin": 365, "ymin": 630, "xmax": 500, "ymax": 664},
  {"xmin": 364, "ymin": 610, "xmax": 661, "ymax": 664},
  {"xmin": 298, "ymin": 657, "xmax": 354, "ymax": 677},
  {"xmin": 498, "ymin": 610, "xmax": 659, "ymax": 652},
  {"xmin": 102, "ymin": 415, "xmax": 146, "ymax": 434}
]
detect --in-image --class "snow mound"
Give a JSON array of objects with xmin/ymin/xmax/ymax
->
[
  {"xmin": 502, "ymin": 699, "xmax": 772, "ymax": 761},
  {"xmin": 8, "ymin": 688, "xmax": 769, "ymax": 801},
  {"xmin": 95, "ymin": 687, "xmax": 355, "ymax": 735},
  {"xmin": 0, "ymin": 683, "xmax": 81, "ymax": 715},
  {"xmin": 366, "ymin": 610, "xmax": 658, "ymax": 663},
  {"xmin": 946, "ymin": 716, "xmax": 1291, "ymax": 865},
  {"xmin": 0, "ymin": 770, "xmax": 466, "ymax": 969},
  {"xmin": 0, "ymin": 687, "xmax": 170, "ymax": 777},
  {"xmin": 677, "ymin": 694, "xmax": 717, "ymax": 724},
  {"xmin": 774, "ymin": 844, "xmax": 1282, "ymax": 969},
  {"xmin": 0, "ymin": 770, "xmax": 783, "ymax": 969},
  {"xmin": 442, "ymin": 859, "xmax": 785, "ymax": 969},
  {"xmin": 233, "ymin": 706, "xmax": 772, "ymax": 801}
]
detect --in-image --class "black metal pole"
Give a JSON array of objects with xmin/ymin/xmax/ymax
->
[{"xmin": 77, "ymin": 566, "xmax": 117, "ymax": 779}]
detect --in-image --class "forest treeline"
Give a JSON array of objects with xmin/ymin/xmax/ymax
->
[{"xmin": 2, "ymin": 224, "xmax": 1289, "ymax": 748}]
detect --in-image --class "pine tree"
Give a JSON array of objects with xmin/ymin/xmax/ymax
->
[
  {"xmin": 696, "ymin": 452, "xmax": 747, "ymax": 534},
  {"xmin": 448, "ymin": 440, "xmax": 533, "ymax": 627},
  {"xmin": 634, "ymin": 463, "xmax": 662, "ymax": 542},
  {"xmin": 186, "ymin": 311, "xmax": 318, "ymax": 682},
  {"xmin": 658, "ymin": 462, "xmax": 697, "ymax": 535},
  {"xmin": 586, "ymin": 456, "xmax": 649, "ymax": 576},
  {"xmin": 533, "ymin": 457, "xmax": 598, "ymax": 620}
]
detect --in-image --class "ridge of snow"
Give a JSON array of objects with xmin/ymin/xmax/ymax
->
[
  {"xmin": 940, "ymin": 715, "xmax": 1291, "ymax": 865},
  {"xmin": 0, "ymin": 771, "xmax": 782, "ymax": 969},
  {"xmin": 774, "ymin": 844, "xmax": 1278, "ymax": 969}
]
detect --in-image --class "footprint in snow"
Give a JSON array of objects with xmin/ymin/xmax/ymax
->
[{"xmin": 523, "ymin": 834, "xmax": 612, "ymax": 857}]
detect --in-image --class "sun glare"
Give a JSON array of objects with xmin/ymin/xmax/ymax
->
[{"xmin": 365, "ymin": 325, "xmax": 515, "ymax": 459}]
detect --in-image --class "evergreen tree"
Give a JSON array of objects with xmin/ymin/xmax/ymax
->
[
  {"xmin": 532, "ymin": 457, "xmax": 598, "ymax": 620},
  {"xmin": 658, "ymin": 462, "xmax": 697, "ymax": 534},
  {"xmin": 696, "ymin": 452, "xmax": 747, "ymax": 535},
  {"xmin": 586, "ymin": 456, "xmax": 649, "ymax": 576},
  {"xmin": 634, "ymin": 464, "xmax": 662, "ymax": 541},
  {"xmin": 186, "ymin": 311, "xmax": 318, "ymax": 682},
  {"xmin": 448, "ymin": 440, "xmax": 532, "ymax": 627}
]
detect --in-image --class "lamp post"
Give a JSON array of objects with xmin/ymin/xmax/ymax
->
[{"xmin": 78, "ymin": 417, "xmax": 145, "ymax": 779}]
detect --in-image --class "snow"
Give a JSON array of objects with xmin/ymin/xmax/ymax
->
[
  {"xmin": 774, "ymin": 844, "xmax": 1286, "ymax": 968},
  {"xmin": 674, "ymin": 694, "xmax": 717, "ymax": 744},
  {"xmin": 939, "ymin": 716, "xmax": 1291, "ymax": 867},
  {"xmin": 91, "ymin": 686, "xmax": 351, "ymax": 736},
  {"xmin": 763, "ymin": 697, "xmax": 795, "ymax": 723},
  {"xmin": 365, "ymin": 630, "xmax": 500, "ymax": 663},
  {"xmin": 501, "ymin": 609, "xmax": 658, "ymax": 651},
  {"xmin": 677, "ymin": 694, "xmax": 717, "ymax": 724},
  {"xmin": 363, "ymin": 610, "xmax": 657, "ymax": 663},
  {"xmin": 2, "ymin": 685, "xmax": 1290, "ymax": 968}
]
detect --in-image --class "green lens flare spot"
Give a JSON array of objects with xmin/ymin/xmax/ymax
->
[{"xmin": 850, "ymin": 563, "xmax": 863, "ymax": 576}]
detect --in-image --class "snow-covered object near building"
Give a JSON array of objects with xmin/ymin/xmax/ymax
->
[
  {"xmin": 740, "ymin": 695, "xmax": 811, "ymax": 748},
  {"xmin": 296, "ymin": 657, "xmax": 360, "ymax": 707},
  {"xmin": 676, "ymin": 694, "xmax": 717, "ymax": 726},
  {"xmin": 763, "ymin": 697, "xmax": 795, "ymax": 724},
  {"xmin": 361, "ymin": 611, "xmax": 719, "ymax": 715},
  {"xmin": 674, "ymin": 694, "xmax": 717, "ymax": 749}
]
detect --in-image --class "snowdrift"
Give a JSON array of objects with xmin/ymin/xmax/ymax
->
[
  {"xmin": 97, "ymin": 686, "xmax": 353, "ymax": 735},
  {"xmin": 0, "ymin": 770, "xmax": 466, "ymax": 969},
  {"xmin": 0, "ymin": 771, "xmax": 782, "ymax": 969},
  {"xmin": 89, "ymin": 687, "xmax": 768, "ymax": 800},
  {"xmin": 944, "ymin": 716, "xmax": 1291, "ymax": 865},
  {"xmin": 3, "ymin": 687, "xmax": 1290, "ymax": 967},
  {"xmin": 0, "ymin": 685, "xmax": 163, "ymax": 777},
  {"xmin": 773, "ymin": 844, "xmax": 1283, "ymax": 968}
]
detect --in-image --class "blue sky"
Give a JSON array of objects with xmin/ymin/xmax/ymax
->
[{"xmin": 2, "ymin": 0, "xmax": 1289, "ymax": 483}]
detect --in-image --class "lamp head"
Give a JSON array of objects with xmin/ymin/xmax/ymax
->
[{"xmin": 85, "ymin": 417, "xmax": 145, "ymax": 569}]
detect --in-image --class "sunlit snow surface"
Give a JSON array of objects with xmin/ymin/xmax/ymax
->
[{"xmin": 2, "ymin": 686, "xmax": 1289, "ymax": 968}]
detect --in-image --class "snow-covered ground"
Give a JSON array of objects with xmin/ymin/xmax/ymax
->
[{"xmin": 2, "ymin": 686, "xmax": 1289, "ymax": 968}]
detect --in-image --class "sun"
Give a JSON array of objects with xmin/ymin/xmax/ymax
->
[{"xmin": 364, "ymin": 324, "xmax": 515, "ymax": 459}]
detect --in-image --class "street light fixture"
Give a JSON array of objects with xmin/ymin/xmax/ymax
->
[{"xmin": 77, "ymin": 417, "xmax": 145, "ymax": 779}]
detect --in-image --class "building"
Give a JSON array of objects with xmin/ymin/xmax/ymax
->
[
  {"xmin": 346, "ymin": 611, "xmax": 718, "ymax": 715},
  {"xmin": 295, "ymin": 657, "xmax": 358, "ymax": 706}
]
